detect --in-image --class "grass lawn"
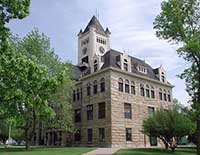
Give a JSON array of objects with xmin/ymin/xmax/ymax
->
[
  {"xmin": 115, "ymin": 148, "xmax": 196, "ymax": 155},
  {"xmin": 0, "ymin": 147, "xmax": 94, "ymax": 155}
]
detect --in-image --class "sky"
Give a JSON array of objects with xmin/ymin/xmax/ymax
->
[{"xmin": 7, "ymin": 0, "xmax": 190, "ymax": 106}]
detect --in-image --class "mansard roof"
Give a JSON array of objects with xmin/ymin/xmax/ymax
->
[
  {"xmin": 72, "ymin": 49, "xmax": 161, "ymax": 81},
  {"xmin": 101, "ymin": 49, "xmax": 159, "ymax": 80},
  {"xmin": 83, "ymin": 16, "xmax": 107, "ymax": 35}
]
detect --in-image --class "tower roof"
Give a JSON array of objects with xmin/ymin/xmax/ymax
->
[{"xmin": 83, "ymin": 15, "xmax": 107, "ymax": 35}]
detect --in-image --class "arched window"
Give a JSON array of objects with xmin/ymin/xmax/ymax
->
[
  {"xmin": 93, "ymin": 80, "xmax": 98, "ymax": 94},
  {"xmin": 100, "ymin": 78, "xmax": 105, "ymax": 92},
  {"xmin": 125, "ymin": 79, "xmax": 130, "ymax": 93},
  {"xmin": 167, "ymin": 90, "xmax": 171, "ymax": 102},
  {"xmin": 163, "ymin": 89, "xmax": 167, "ymax": 101},
  {"xmin": 94, "ymin": 60, "xmax": 98, "ymax": 72},
  {"xmin": 118, "ymin": 78, "xmax": 123, "ymax": 92},
  {"xmin": 131, "ymin": 81, "xmax": 135, "ymax": 95},
  {"xmin": 151, "ymin": 86, "xmax": 155, "ymax": 99},
  {"xmin": 140, "ymin": 84, "xmax": 145, "ymax": 96},
  {"xmin": 73, "ymin": 90, "xmax": 76, "ymax": 102},
  {"xmin": 77, "ymin": 88, "xmax": 80, "ymax": 101},
  {"xmin": 159, "ymin": 88, "xmax": 163, "ymax": 100},
  {"xmin": 87, "ymin": 83, "xmax": 91, "ymax": 96},
  {"xmin": 146, "ymin": 85, "xmax": 150, "ymax": 98}
]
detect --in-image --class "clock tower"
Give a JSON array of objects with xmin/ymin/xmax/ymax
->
[{"xmin": 77, "ymin": 16, "xmax": 111, "ymax": 73}]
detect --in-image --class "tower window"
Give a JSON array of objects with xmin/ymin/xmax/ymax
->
[
  {"xmin": 124, "ymin": 60, "xmax": 128, "ymax": 71},
  {"xmin": 100, "ymin": 78, "xmax": 105, "ymax": 92},
  {"xmin": 148, "ymin": 107, "xmax": 155, "ymax": 117}
]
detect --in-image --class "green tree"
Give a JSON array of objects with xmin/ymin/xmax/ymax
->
[
  {"xmin": 5, "ymin": 30, "xmax": 74, "ymax": 149},
  {"xmin": 0, "ymin": 0, "xmax": 30, "ymax": 119},
  {"xmin": 153, "ymin": 0, "xmax": 200, "ymax": 154},
  {"xmin": 143, "ymin": 108, "xmax": 195, "ymax": 152}
]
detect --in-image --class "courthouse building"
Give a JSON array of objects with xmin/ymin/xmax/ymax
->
[{"xmin": 43, "ymin": 16, "xmax": 173, "ymax": 147}]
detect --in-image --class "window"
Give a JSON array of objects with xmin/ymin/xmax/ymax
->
[
  {"xmin": 151, "ymin": 86, "xmax": 155, "ymax": 99},
  {"xmin": 163, "ymin": 90, "xmax": 167, "ymax": 101},
  {"xmin": 94, "ymin": 60, "xmax": 98, "ymax": 72},
  {"xmin": 131, "ymin": 81, "xmax": 136, "ymax": 95},
  {"xmin": 148, "ymin": 107, "xmax": 155, "ymax": 117},
  {"xmin": 125, "ymin": 79, "xmax": 130, "ymax": 93},
  {"xmin": 74, "ymin": 129, "xmax": 81, "ymax": 142},
  {"xmin": 124, "ymin": 103, "xmax": 132, "ymax": 119},
  {"xmin": 93, "ymin": 80, "xmax": 98, "ymax": 94},
  {"xmin": 100, "ymin": 78, "xmax": 105, "ymax": 92},
  {"xmin": 168, "ymin": 91, "xmax": 171, "ymax": 102},
  {"xmin": 124, "ymin": 62, "xmax": 128, "ymax": 71},
  {"xmin": 161, "ymin": 72, "xmax": 165, "ymax": 83},
  {"xmin": 87, "ymin": 83, "xmax": 91, "ymax": 96},
  {"xmin": 87, "ymin": 128, "xmax": 93, "ymax": 143},
  {"xmin": 150, "ymin": 135, "xmax": 157, "ymax": 146},
  {"xmin": 159, "ymin": 88, "xmax": 163, "ymax": 100},
  {"xmin": 74, "ymin": 109, "xmax": 81, "ymax": 122},
  {"xmin": 80, "ymin": 88, "xmax": 83, "ymax": 100},
  {"xmin": 126, "ymin": 128, "xmax": 132, "ymax": 141},
  {"xmin": 98, "ymin": 102, "xmax": 105, "ymax": 119},
  {"xmin": 118, "ymin": 78, "xmax": 123, "ymax": 92},
  {"xmin": 99, "ymin": 128, "xmax": 105, "ymax": 142},
  {"xmin": 77, "ymin": 89, "xmax": 80, "ymax": 101},
  {"xmin": 146, "ymin": 85, "xmax": 150, "ymax": 98},
  {"xmin": 140, "ymin": 84, "xmax": 145, "ymax": 96},
  {"xmin": 87, "ymin": 105, "xmax": 93, "ymax": 120},
  {"xmin": 73, "ymin": 90, "xmax": 76, "ymax": 102}
]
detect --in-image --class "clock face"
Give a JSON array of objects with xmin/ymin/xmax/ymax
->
[
  {"xmin": 99, "ymin": 46, "xmax": 105, "ymax": 54},
  {"xmin": 82, "ymin": 47, "xmax": 87, "ymax": 55}
]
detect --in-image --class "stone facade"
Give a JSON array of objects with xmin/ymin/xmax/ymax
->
[
  {"xmin": 71, "ymin": 16, "xmax": 173, "ymax": 148},
  {"xmin": 42, "ymin": 16, "xmax": 174, "ymax": 148}
]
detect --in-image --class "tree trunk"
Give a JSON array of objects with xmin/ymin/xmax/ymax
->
[
  {"xmin": 196, "ymin": 118, "xmax": 200, "ymax": 155},
  {"xmin": 25, "ymin": 140, "xmax": 30, "ymax": 150}
]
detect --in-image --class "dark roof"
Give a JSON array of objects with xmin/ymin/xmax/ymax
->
[
  {"xmin": 83, "ymin": 16, "xmax": 107, "ymax": 35},
  {"xmin": 72, "ymin": 49, "xmax": 160, "ymax": 81},
  {"xmin": 101, "ymin": 49, "xmax": 159, "ymax": 80}
]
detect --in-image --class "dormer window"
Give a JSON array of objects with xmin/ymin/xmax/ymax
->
[
  {"xmin": 124, "ymin": 59, "xmax": 128, "ymax": 71},
  {"xmin": 161, "ymin": 72, "xmax": 165, "ymax": 83},
  {"xmin": 138, "ymin": 65, "xmax": 147, "ymax": 74},
  {"xmin": 94, "ymin": 60, "xmax": 98, "ymax": 72}
]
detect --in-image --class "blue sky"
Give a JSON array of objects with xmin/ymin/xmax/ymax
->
[{"xmin": 7, "ymin": 0, "xmax": 189, "ymax": 105}]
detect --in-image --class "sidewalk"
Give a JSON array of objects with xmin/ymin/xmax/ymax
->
[{"xmin": 82, "ymin": 148, "xmax": 120, "ymax": 155}]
